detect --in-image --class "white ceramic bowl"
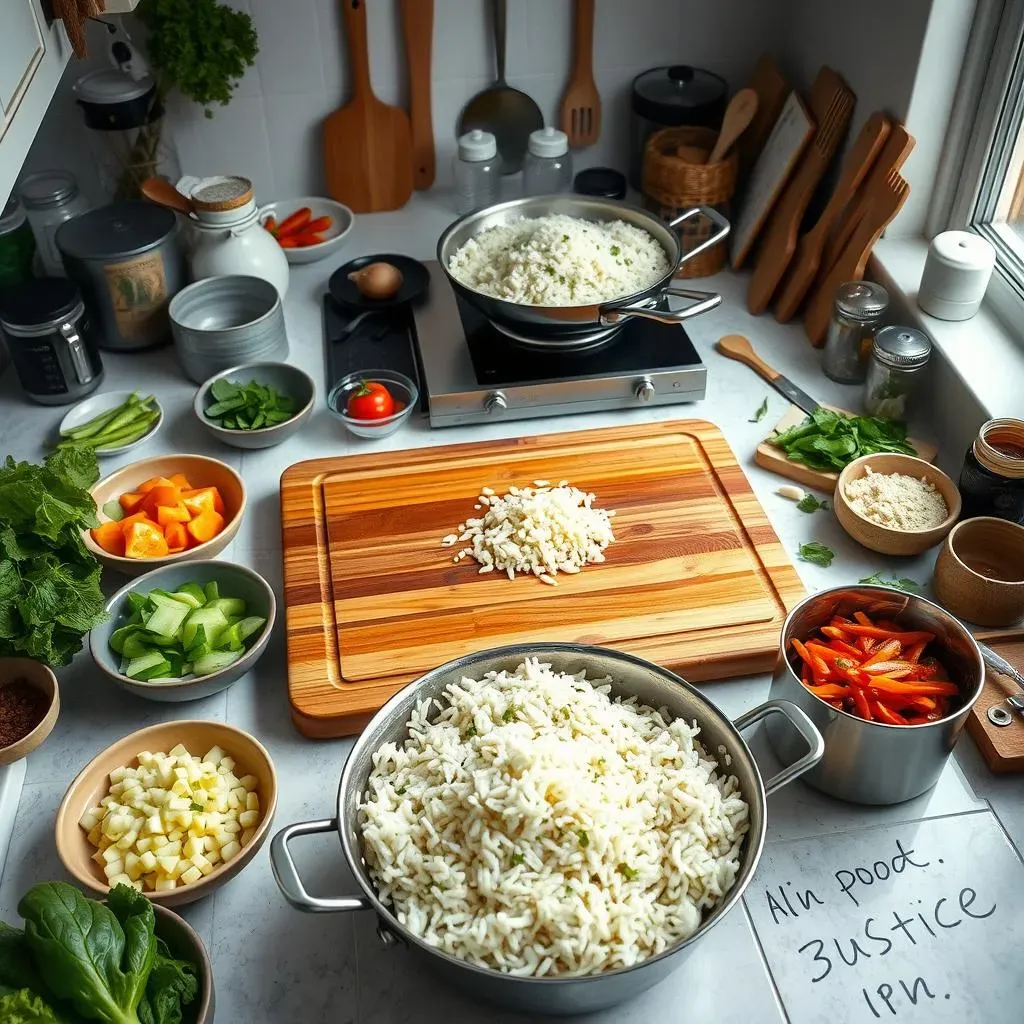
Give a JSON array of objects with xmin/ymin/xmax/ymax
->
[
  {"xmin": 58, "ymin": 391, "xmax": 163, "ymax": 456},
  {"xmin": 259, "ymin": 197, "xmax": 354, "ymax": 265}
]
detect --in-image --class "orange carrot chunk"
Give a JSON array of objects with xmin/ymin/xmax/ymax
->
[
  {"xmin": 91, "ymin": 520, "xmax": 126, "ymax": 556},
  {"xmin": 186, "ymin": 509, "xmax": 225, "ymax": 546},
  {"xmin": 156, "ymin": 503, "xmax": 191, "ymax": 527},
  {"xmin": 118, "ymin": 491, "xmax": 146, "ymax": 514},
  {"xmin": 124, "ymin": 520, "xmax": 169, "ymax": 559},
  {"xmin": 182, "ymin": 486, "xmax": 225, "ymax": 517},
  {"xmin": 164, "ymin": 520, "xmax": 188, "ymax": 553}
]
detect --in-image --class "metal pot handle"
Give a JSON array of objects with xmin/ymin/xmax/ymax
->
[
  {"xmin": 732, "ymin": 699, "xmax": 824, "ymax": 796},
  {"xmin": 601, "ymin": 285, "xmax": 722, "ymax": 327},
  {"xmin": 270, "ymin": 818, "xmax": 373, "ymax": 914},
  {"xmin": 668, "ymin": 205, "xmax": 731, "ymax": 269}
]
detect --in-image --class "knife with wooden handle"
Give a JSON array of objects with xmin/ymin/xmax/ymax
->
[{"xmin": 715, "ymin": 334, "xmax": 821, "ymax": 415}]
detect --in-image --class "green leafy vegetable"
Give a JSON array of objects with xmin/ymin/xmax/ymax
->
[
  {"xmin": 576, "ymin": 829, "xmax": 590, "ymax": 848},
  {"xmin": 769, "ymin": 408, "xmax": 916, "ymax": 472},
  {"xmin": 798, "ymin": 542, "xmax": 835, "ymax": 568},
  {"xmin": 204, "ymin": 378, "xmax": 297, "ymax": 431},
  {"xmin": 137, "ymin": 938, "xmax": 198, "ymax": 1024},
  {"xmin": 57, "ymin": 394, "xmax": 159, "ymax": 453},
  {"xmin": 749, "ymin": 398, "xmax": 768, "ymax": 423},
  {"xmin": 859, "ymin": 571, "xmax": 920, "ymax": 593},
  {"xmin": 617, "ymin": 864, "xmax": 639, "ymax": 881},
  {"xmin": 510, "ymin": 852, "xmax": 525, "ymax": 866},
  {"xmin": 0, "ymin": 450, "xmax": 107, "ymax": 666},
  {"xmin": 0, "ymin": 987, "xmax": 67, "ymax": 1022},
  {"xmin": 796, "ymin": 494, "xmax": 829, "ymax": 513}
]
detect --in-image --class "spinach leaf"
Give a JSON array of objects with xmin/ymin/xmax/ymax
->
[
  {"xmin": 796, "ymin": 494, "xmax": 829, "ymax": 513},
  {"xmin": 798, "ymin": 542, "xmax": 835, "ymax": 568},
  {"xmin": 770, "ymin": 409, "xmax": 916, "ymax": 471},
  {"xmin": 136, "ymin": 939, "xmax": 199, "ymax": 1024},
  {"xmin": 0, "ymin": 987, "xmax": 69, "ymax": 1023}
]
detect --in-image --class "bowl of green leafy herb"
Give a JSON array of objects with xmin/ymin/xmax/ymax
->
[
  {"xmin": 0, "ymin": 881, "xmax": 214, "ymax": 1023},
  {"xmin": 193, "ymin": 361, "xmax": 314, "ymax": 450}
]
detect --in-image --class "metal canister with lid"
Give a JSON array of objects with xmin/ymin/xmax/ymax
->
[
  {"xmin": 55, "ymin": 201, "xmax": 185, "ymax": 351},
  {"xmin": 863, "ymin": 325, "xmax": 932, "ymax": 420},
  {"xmin": 821, "ymin": 281, "xmax": 889, "ymax": 384},
  {"xmin": 0, "ymin": 278, "xmax": 103, "ymax": 405}
]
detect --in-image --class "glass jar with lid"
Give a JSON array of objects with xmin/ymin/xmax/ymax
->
[
  {"xmin": 523, "ymin": 127, "xmax": 573, "ymax": 196},
  {"xmin": 958, "ymin": 418, "xmax": 1024, "ymax": 523},
  {"xmin": 18, "ymin": 171, "xmax": 92, "ymax": 277},
  {"xmin": 454, "ymin": 130, "xmax": 500, "ymax": 214},
  {"xmin": 822, "ymin": 281, "xmax": 889, "ymax": 384},
  {"xmin": 863, "ymin": 325, "xmax": 932, "ymax": 420},
  {"xmin": 0, "ymin": 196, "xmax": 37, "ymax": 288}
]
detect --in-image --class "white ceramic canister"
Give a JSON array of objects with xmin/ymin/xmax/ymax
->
[
  {"xmin": 180, "ymin": 174, "xmax": 290, "ymax": 297},
  {"xmin": 918, "ymin": 229, "xmax": 995, "ymax": 321}
]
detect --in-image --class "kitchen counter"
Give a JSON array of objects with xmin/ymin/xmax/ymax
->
[{"xmin": 1, "ymin": 191, "xmax": 1022, "ymax": 1024}]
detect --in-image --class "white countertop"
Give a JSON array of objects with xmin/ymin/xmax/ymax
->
[{"xmin": 1, "ymin": 191, "xmax": 1022, "ymax": 1024}]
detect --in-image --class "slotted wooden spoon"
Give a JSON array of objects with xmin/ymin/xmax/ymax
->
[
  {"xmin": 707, "ymin": 89, "xmax": 758, "ymax": 164},
  {"xmin": 324, "ymin": 0, "xmax": 413, "ymax": 213},
  {"xmin": 560, "ymin": 0, "xmax": 601, "ymax": 148}
]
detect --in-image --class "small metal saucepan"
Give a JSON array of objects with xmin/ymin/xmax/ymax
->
[
  {"xmin": 767, "ymin": 585, "xmax": 985, "ymax": 806},
  {"xmin": 436, "ymin": 195, "xmax": 730, "ymax": 349},
  {"xmin": 270, "ymin": 644, "xmax": 822, "ymax": 1016}
]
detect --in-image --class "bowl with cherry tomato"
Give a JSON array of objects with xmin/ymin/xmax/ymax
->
[
  {"xmin": 259, "ymin": 197, "xmax": 354, "ymax": 265},
  {"xmin": 327, "ymin": 370, "xmax": 418, "ymax": 439}
]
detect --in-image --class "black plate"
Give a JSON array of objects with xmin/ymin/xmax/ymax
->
[{"xmin": 328, "ymin": 254, "xmax": 430, "ymax": 310}]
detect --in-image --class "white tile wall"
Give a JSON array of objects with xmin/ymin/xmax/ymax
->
[{"xmin": 24, "ymin": 0, "xmax": 785, "ymax": 204}]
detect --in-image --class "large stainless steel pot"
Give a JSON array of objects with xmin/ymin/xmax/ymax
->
[
  {"xmin": 767, "ymin": 585, "xmax": 985, "ymax": 806},
  {"xmin": 271, "ymin": 644, "xmax": 823, "ymax": 1017},
  {"xmin": 436, "ymin": 196, "xmax": 730, "ymax": 348}
]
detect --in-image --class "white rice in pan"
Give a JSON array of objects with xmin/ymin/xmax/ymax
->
[
  {"xmin": 446, "ymin": 214, "xmax": 670, "ymax": 306},
  {"xmin": 358, "ymin": 658, "xmax": 749, "ymax": 977}
]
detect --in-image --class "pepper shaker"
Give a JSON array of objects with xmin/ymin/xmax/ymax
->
[
  {"xmin": 863, "ymin": 326, "xmax": 932, "ymax": 420},
  {"xmin": 822, "ymin": 281, "xmax": 889, "ymax": 384}
]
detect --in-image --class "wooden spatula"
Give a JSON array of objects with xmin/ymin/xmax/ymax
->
[
  {"xmin": 560, "ymin": 0, "xmax": 601, "ymax": 147},
  {"xmin": 400, "ymin": 0, "xmax": 435, "ymax": 190},
  {"xmin": 708, "ymin": 89, "xmax": 758, "ymax": 165},
  {"xmin": 324, "ymin": 0, "xmax": 413, "ymax": 213},
  {"xmin": 803, "ymin": 171, "xmax": 911, "ymax": 345},
  {"xmin": 772, "ymin": 112, "xmax": 891, "ymax": 323}
]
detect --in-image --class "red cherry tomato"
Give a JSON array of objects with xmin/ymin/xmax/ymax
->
[{"xmin": 346, "ymin": 381, "xmax": 396, "ymax": 420}]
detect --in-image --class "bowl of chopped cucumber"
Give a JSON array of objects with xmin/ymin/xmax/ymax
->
[{"xmin": 89, "ymin": 560, "xmax": 275, "ymax": 703}]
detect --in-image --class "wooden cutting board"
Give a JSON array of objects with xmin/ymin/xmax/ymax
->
[
  {"xmin": 755, "ymin": 405, "xmax": 938, "ymax": 493},
  {"xmin": 282, "ymin": 422, "xmax": 806, "ymax": 737},
  {"xmin": 966, "ymin": 638, "xmax": 1024, "ymax": 773}
]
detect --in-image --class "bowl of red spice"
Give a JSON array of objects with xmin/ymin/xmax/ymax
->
[{"xmin": 0, "ymin": 658, "xmax": 59, "ymax": 766}]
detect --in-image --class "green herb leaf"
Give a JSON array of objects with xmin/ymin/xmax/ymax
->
[
  {"xmin": 511, "ymin": 852, "xmax": 525, "ymax": 866},
  {"xmin": 576, "ymin": 829, "xmax": 590, "ymax": 848},
  {"xmin": 858, "ymin": 571, "xmax": 921, "ymax": 593},
  {"xmin": 463, "ymin": 725, "xmax": 477, "ymax": 739},
  {"xmin": 769, "ymin": 408, "xmax": 916, "ymax": 472},
  {"xmin": 190, "ymin": 802, "xmax": 204, "ymax": 813},
  {"xmin": 798, "ymin": 541, "xmax": 835, "ymax": 568},
  {"xmin": 750, "ymin": 398, "xmax": 768, "ymax": 423},
  {"xmin": 395, "ymin": 785, "xmax": 407, "ymax": 796},
  {"xmin": 796, "ymin": 494, "xmax": 829, "ymax": 513},
  {"xmin": 204, "ymin": 378, "xmax": 297, "ymax": 432},
  {"xmin": 617, "ymin": 863, "xmax": 639, "ymax": 881},
  {"xmin": 610, "ymin": 245, "xmax": 621, "ymax": 256},
  {"xmin": 501, "ymin": 704, "xmax": 522, "ymax": 723}
]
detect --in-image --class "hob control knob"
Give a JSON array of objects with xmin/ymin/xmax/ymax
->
[
  {"xmin": 484, "ymin": 391, "xmax": 508, "ymax": 414},
  {"xmin": 635, "ymin": 377, "xmax": 656, "ymax": 403}
]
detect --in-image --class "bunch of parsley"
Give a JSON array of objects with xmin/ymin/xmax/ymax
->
[{"xmin": 0, "ymin": 448, "xmax": 108, "ymax": 666}]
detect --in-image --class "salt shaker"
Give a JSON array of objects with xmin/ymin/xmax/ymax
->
[
  {"xmin": 454, "ymin": 130, "xmax": 500, "ymax": 215},
  {"xmin": 822, "ymin": 281, "xmax": 889, "ymax": 384},
  {"xmin": 523, "ymin": 127, "xmax": 573, "ymax": 196},
  {"xmin": 918, "ymin": 230, "xmax": 995, "ymax": 321},
  {"xmin": 863, "ymin": 326, "xmax": 932, "ymax": 420}
]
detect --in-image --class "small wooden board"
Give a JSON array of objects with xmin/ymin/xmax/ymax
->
[
  {"xmin": 754, "ymin": 405, "xmax": 938, "ymax": 493},
  {"xmin": 282, "ymin": 422, "xmax": 806, "ymax": 737},
  {"xmin": 966, "ymin": 639, "xmax": 1024, "ymax": 773}
]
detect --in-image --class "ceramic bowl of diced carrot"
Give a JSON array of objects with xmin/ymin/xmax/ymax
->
[
  {"xmin": 258, "ymin": 197, "xmax": 354, "ymax": 265},
  {"xmin": 84, "ymin": 455, "xmax": 245, "ymax": 575}
]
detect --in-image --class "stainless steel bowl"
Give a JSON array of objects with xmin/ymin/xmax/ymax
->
[
  {"xmin": 270, "ymin": 644, "xmax": 822, "ymax": 1016},
  {"xmin": 767, "ymin": 585, "xmax": 985, "ymax": 806},
  {"xmin": 436, "ymin": 196, "xmax": 729, "ymax": 348}
]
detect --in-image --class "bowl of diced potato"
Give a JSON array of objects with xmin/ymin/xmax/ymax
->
[{"xmin": 55, "ymin": 720, "xmax": 277, "ymax": 907}]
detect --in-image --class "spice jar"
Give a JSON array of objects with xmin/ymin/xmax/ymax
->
[
  {"xmin": 523, "ymin": 127, "xmax": 573, "ymax": 196},
  {"xmin": 454, "ymin": 129, "xmax": 500, "ymax": 215},
  {"xmin": 863, "ymin": 326, "xmax": 932, "ymax": 420},
  {"xmin": 958, "ymin": 418, "xmax": 1024, "ymax": 523},
  {"xmin": 18, "ymin": 171, "xmax": 92, "ymax": 277},
  {"xmin": 822, "ymin": 281, "xmax": 889, "ymax": 384}
]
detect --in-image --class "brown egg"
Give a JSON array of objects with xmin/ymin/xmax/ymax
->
[{"xmin": 348, "ymin": 262, "xmax": 404, "ymax": 301}]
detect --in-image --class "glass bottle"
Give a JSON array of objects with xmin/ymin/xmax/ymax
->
[
  {"xmin": 18, "ymin": 171, "xmax": 92, "ymax": 277},
  {"xmin": 454, "ymin": 130, "xmax": 500, "ymax": 215},
  {"xmin": 958, "ymin": 418, "xmax": 1024, "ymax": 523},
  {"xmin": 523, "ymin": 127, "xmax": 573, "ymax": 196}
]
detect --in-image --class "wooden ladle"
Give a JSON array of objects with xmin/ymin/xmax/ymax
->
[
  {"xmin": 707, "ymin": 88, "xmax": 758, "ymax": 165},
  {"xmin": 140, "ymin": 178, "xmax": 194, "ymax": 217}
]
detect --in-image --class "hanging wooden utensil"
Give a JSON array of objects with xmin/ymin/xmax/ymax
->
[
  {"xmin": 773, "ymin": 111, "xmax": 891, "ymax": 322},
  {"xmin": 707, "ymin": 89, "xmax": 758, "ymax": 165},
  {"xmin": 747, "ymin": 67, "xmax": 854, "ymax": 314},
  {"xmin": 324, "ymin": 0, "xmax": 414, "ymax": 213},
  {"xmin": 400, "ymin": 0, "xmax": 435, "ymax": 190},
  {"xmin": 804, "ymin": 171, "xmax": 911, "ymax": 345},
  {"xmin": 560, "ymin": 0, "xmax": 601, "ymax": 148}
]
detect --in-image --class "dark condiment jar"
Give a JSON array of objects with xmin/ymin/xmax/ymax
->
[{"xmin": 958, "ymin": 418, "xmax": 1024, "ymax": 523}]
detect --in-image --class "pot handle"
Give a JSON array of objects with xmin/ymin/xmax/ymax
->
[
  {"xmin": 732, "ymin": 699, "xmax": 824, "ymax": 796},
  {"xmin": 270, "ymin": 818, "xmax": 373, "ymax": 914},
  {"xmin": 668, "ymin": 205, "xmax": 731, "ymax": 269},
  {"xmin": 601, "ymin": 285, "xmax": 722, "ymax": 326}
]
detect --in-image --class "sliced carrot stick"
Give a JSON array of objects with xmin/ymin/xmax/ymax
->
[
  {"xmin": 841, "ymin": 624, "xmax": 935, "ymax": 643},
  {"xmin": 861, "ymin": 660, "xmax": 916, "ymax": 678},
  {"xmin": 791, "ymin": 638, "xmax": 814, "ymax": 666},
  {"xmin": 868, "ymin": 676, "xmax": 959, "ymax": 698},
  {"xmin": 904, "ymin": 640, "xmax": 928, "ymax": 664},
  {"xmin": 852, "ymin": 687, "xmax": 873, "ymax": 721},
  {"xmin": 861, "ymin": 638, "xmax": 902, "ymax": 668},
  {"xmin": 853, "ymin": 611, "xmax": 872, "ymax": 626},
  {"xmin": 821, "ymin": 625, "xmax": 853, "ymax": 642},
  {"xmin": 872, "ymin": 700, "xmax": 908, "ymax": 726},
  {"xmin": 808, "ymin": 683, "xmax": 851, "ymax": 700}
]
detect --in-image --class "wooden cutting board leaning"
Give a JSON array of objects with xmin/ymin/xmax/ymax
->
[{"xmin": 281, "ymin": 423, "xmax": 806, "ymax": 737}]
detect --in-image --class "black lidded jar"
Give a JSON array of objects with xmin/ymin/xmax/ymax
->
[{"xmin": 959, "ymin": 418, "xmax": 1024, "ymax": 523}]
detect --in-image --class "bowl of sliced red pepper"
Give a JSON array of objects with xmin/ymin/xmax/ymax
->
[
  {"xmin": 766, "ymin": 584, "xmax": 985, "ymax": 805},
  {"xmin": 259, "ymin": 197, "xmax": 354, "ymax": 265}
]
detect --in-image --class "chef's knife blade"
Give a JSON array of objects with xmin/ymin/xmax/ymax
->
[{"xmin": 715, "ymin": 334, "xmax": 821, "ymax": 415}]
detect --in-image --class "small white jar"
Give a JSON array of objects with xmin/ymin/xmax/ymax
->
[
  {"xmin": 917, "ymin": 230, "xmax": 995, "ymax": 321},
  {"xmin": 523, "ymin": 127, "xmax": 573, "ymax": 196},
  {"xmin": 454, "ymin": 130, "xmax": 500, "ymax": 215}
]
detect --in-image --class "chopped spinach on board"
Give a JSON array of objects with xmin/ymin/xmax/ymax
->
[
  {"xmin": 770, "ymin": 408, "xmax": 916, "ymax": 472},
  {"xmin": 204, "ymin": 378, "xmax": 297, "ymax": 431}
]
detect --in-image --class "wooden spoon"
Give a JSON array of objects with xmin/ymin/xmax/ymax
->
[
  {"xmin": 560, "ymin": 0, "xmax": 601, "ymax": 148},
  {"xmin": 140, "ymin": 178, "xmax": 194, "ymax": 217},
  {"xmin": 707, "ymin": 89, "xmax": 758, "ymax": 165}
]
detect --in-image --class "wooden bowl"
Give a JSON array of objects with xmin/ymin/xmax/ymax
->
[
  {"xmin": 834, "ymin": 454, "xmax": 961, "ymax": 556},
  {"xmin": 0, "ymin": 659, "xmax": 59, "ymax": 766},
  {"xmin": 82, "ymin": 454, "xmax": 245, "ymax": 576},
  {"xmin": 151, "ymin": 902, "xmax": 216, "ymax": 1021},
  {"xmin": 933, "ymin": 516, "xmax": 1024, "ymax": 627},
  {"xmin": 55, "ymin": 720, "xmax": 277, "ymax": 907}
]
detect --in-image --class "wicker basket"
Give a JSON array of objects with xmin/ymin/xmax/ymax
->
[{"xmin": 642, "ymin": 126, "xmax": 738, "ymax": 278}]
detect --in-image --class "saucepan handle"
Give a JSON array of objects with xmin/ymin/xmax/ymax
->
[
  {"xmin": 270, "ymin": 818, "xmax": 373, "ymax": 914},
  {"xmin": 732, "ymin": 699, "xmax": 824, "ymax": 796},
  {"xmin": 668, "ymin": 204, "xmax": 731, "ymax": 267},
  {"xmin": 602, "ymin": 286, "xmax": 722, "ymax": 326}
]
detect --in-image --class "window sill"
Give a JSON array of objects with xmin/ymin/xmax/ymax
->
[{"xmin": 872, "ymin": 236, "xmax": 1024, "ymax": 419}]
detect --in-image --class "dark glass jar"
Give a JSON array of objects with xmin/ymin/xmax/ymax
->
[{"xmin": 958, "ymin": 418, "xmax": 1024, "ymax": 523}]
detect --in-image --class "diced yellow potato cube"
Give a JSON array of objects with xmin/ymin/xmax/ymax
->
[
  {"xmin": 109, "ymin": 766, "xmax": 128, "ymax": 783},
  {"xmin": 140, "ymin": 850, "xmax": 158, "ymax": 872},
  {"xmin": 163, "ymin": 840, "xmax": 182, "ymax": 857},
  {"xmin": 168, "ymin": 829, "xmax": 183, "ymax": 842},
  {"xmin": 125, "ymin": 853, "xmax": 144, "ymax": 881},
  {"xmin": 227, "ymin": 792, "xmax": 240, "ymax": 811},
  {"xmin": 103, "ymin": 860, "xmax": 124, "ymax": 880},
  {"xmin": 221, "ymin": 820, "xmax": 241, "ymax": 835},
  {"xmin": 203, "ymin": 746, "xmax": 225, "ymax": 765},
  {"xmin": 157, "ymin": 854, "xmax": 179, "ymax": 874},
  {"xmin": 142, "ymin": 872, "xmax": 158, "ymax": 890},
  {"xmin": 238, "ymin": 775, "xmax": 258, "ymax": 792},
  {"xmin": 220, "ymin": 757, "xmax": 236, "ymax": 772},
  {"xmin": 115, "ymin": 829, "xmax": 139, "ymax": 851},
  {"xmin": 238, "ymin": 809, "xmax": 260, "ymax": 829},
  {"xmin": 170, "ymin": 779, "xmax": 190, "ymax": 797},
  {"xmin": 206, "ymin": 847, "xmax": 221, "ymax": 865},
  {"xmin": 87, "ymin": 825, "xmax": 103, "ymax": 847},
  {"xmin": 191, "ymin": 852, "xmax": 214, "ymax": 876},
  {"xmin": 180, "ymin": 866, "xmax": 202, "ymax": 886},
  {"xmin": 169, "ymin": 744, "xmax": 189, "ymax": 757},
  {"xmin": 183, "ymin": 836, "xmax": 202, "ymax": 859},
  {"xmin": 151, "ymin": 834, "xmax": 168, "ymax": 849},
  {"xmin": 166, "ymin": 796, "xmax": 189, "ymax": 812},
  {"xmin": 108, "ymin": 872, "xmax": 133, "ymax": 887},
  {"xmin": 135, "ymin": 837, "xmax": 153, "ymax": 853},
  {"xmin": 245, "ymin": 793, "xmax": 260, "ymax": 812},
  {"xmin": 220, "ymin": 840, "xmax": 241, "ymax": 862},
  {"xmin": 154, "ymin": 877, "xmax": 178, "ymax": 892},
  {"xmin": 145, "ymin": 814, "xmax": 164, "ymax": 835},
  {"xmin": 102, "ymin": 846, "xmax": 122, "ymax": 865}
]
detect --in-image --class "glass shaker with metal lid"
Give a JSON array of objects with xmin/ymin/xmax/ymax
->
[
  {"xmin": 822, "ymin": 281, "xmax": 889, "ymax": 384},
  {"xmin": 863, "ymin": 325, "xmax": 932, "ymax": 420}
]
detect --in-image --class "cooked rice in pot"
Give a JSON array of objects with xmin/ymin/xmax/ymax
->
[{"xmin": 358, "ymin": 658, "xmax": 749, "ymax": 977}]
